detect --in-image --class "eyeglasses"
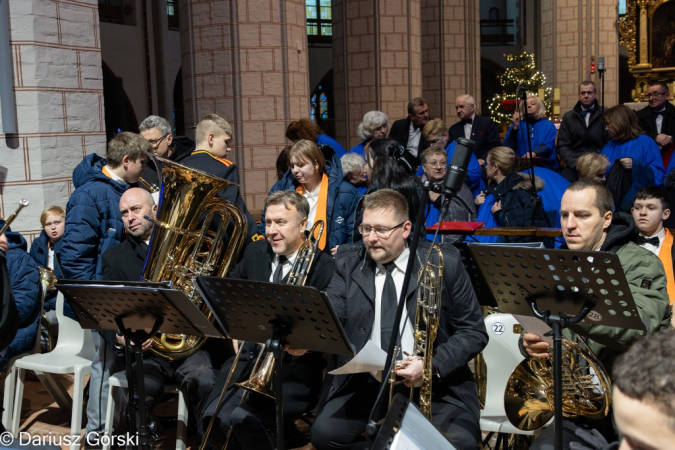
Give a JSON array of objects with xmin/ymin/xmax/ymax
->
[
  {"xmin": 147, "ymin": 133, "xmax": 170, "ymax": 146},
  {"xmin": 358, "ymin": 221, "xmax": 406, "ymax": 239},
  {"xmin": 425, "ymin": 160, "xmax": 447, "ymax": 168},
  {"xmin": 647, "ymin": 92, "xmax": 668, "ymax": 98}
]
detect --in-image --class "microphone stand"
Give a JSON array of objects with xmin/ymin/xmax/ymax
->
[
  {"xmin": 598, "ymin": 63, "xmax": 606, "ymax": 119},
  {"xmin": 518, "ymin": 87, "xmax": 540, "ymax": 227},
  {"xmin": 365, "ymin": 140, "xmax": 474, "ymax": 440}
]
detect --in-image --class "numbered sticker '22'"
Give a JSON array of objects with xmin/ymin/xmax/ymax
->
[{"xmin": 492, "ymin": 322, "xmax": 505, "ymax": 335}]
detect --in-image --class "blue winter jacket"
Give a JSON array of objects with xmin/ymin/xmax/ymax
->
[
  {"xmin": 259, "ymin": 145, "xmax": 362, "ymax": 250},
  {"xmin": 29, "ymin": 230, "xmax": 64, "ymax": 311},
  {"xmin": 59, "ymin": 154, "xmax": 128, "ymax": 280},
  {"xmin": 316, "ymin": 134, "xmax": 347, "ymax": 158},
  {"xmin": 0, "ymin": 226, "xmax": 40, "ymax": 370}
]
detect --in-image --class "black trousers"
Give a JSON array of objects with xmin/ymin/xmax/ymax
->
[
  {"xmin": 310, "ymin": 374, "xmax": 481, "ymax": 450},
  {"xmin": 140, "ymin": 350, "xmax": 217, "ymax": 435}
]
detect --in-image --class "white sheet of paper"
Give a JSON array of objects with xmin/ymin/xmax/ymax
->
[
  {"xmin": 328, "ymin": 340, "xmax": 387, "ymax": 375},
  {"xmin": 513, "ymin": 314, "xmax": 553, "ymax": 345}
]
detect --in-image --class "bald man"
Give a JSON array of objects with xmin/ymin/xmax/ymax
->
[{"xmin": 448, "ymin": 94, "xmax": 501, "ymax": 161}]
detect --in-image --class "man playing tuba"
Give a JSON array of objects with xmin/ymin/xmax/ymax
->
[
  {"xmin": 310, "ymin": 189, "xmax": 488, "ymax": 450},
  {"xmin": 200, "ymin": 191, "xmax": 335, "ymax": 450}
]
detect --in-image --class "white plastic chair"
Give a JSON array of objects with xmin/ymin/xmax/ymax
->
[
  {"xmin": 479, "ymin": 313, "xmax": 551, "ymax": 440},
  {"xmin": 9, "ymin": 293, "xmax": 96, "ymax": 450},
  {"xmin": 104, "ymin": 371, "xmax": 188, "ymax": 450}
]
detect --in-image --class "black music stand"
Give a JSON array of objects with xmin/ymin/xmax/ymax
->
[
  {"xmin": 467, "ymin": 245, "xmax": 644, "ymax": 450},
  {"xmin": 57, "ymin": 280, "xmax": 224, "ymax": 450},
  {"xmin": 195, "ymin": 277, "xmax": 353, "ymax": 450}
]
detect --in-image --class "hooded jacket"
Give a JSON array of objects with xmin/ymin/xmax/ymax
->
[
  {"xmin": 487, "ymin": 171, "xmax": 546, "ymax": 242},
  {"xmin": 260, "ymin": 145, "xmax": 362, "ymax": 250},
  {"xmin": 0, "ymin": 227, "xmax": 40, "ymax": 369},
  {"xmin": 59, "ymin": 153, "xmax": 128, "ymax": 280},
  {"xmin": 567, "ymin": 212, "xmax": 671, "ymax": 370},
  {"xmin": 29, "ymin": 230, "xmax": 64, "ymax": 311}
]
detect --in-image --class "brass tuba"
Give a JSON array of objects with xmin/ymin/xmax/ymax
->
[
  {"xmin": 143, "ymin": 155, "xmax": 247, "ymax": 361},
  {"xmin": 503, "ymin": 334, "xmax": 612, "ymax": 431},
  {"xmin": 389, "ymin": 243, "xmax": 443, "ymax": 420}
]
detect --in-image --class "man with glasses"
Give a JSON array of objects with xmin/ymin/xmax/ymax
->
[
  {"xmin": 139, "ymin": 115, "xmax": 194, "ymax": 188},
  {"xmin": 637, "ymin": 81, "xmax": 675, "ymax": 168},
  {"xmin": 557, "ymin": 81, "xmax": 610, "ymax": 182},
  {"xmin": 310, "ymin": 189, "xmax": 488, "ymax": 450}
]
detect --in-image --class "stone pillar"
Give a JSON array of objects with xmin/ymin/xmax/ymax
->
[
  {"xmin": 179, "ymin": 0, "xmax": 309, "ymax": 213},
  {"xmin": 0, "ymin": 0, "xmax": 105, "ymax": 239},
  {"xmin": 421, "ymin": 0, "xmax": 481, "ymax": 125},
  {"xmin": 539, "ymin": 0, "xmax": 618, "ymax": 114},
  {"xmin": 332, "ymin": 0, "xmax": 423, "ymax": 149}
]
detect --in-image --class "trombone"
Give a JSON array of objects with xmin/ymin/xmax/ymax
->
[
  {"xmin": 0, "ymin": 199, "xmax": 30, "ymax": 235},
  {"xmin": 199, "ymin": 220, "xmax": 325, "ymax": 450}
]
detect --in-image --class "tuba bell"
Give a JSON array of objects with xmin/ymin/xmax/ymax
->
[{"xmin": 143, "ymin": 155, "xmax": 248, "ymax": 361}]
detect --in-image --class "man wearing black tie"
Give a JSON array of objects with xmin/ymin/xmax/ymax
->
[
  {"xmin": 637, "ymin": 81, "xmax": 675, "ymax": 168},
  {"xmin": 557, "ymin": 81, "xmax": 610, "ymax": 181},
  {"xmin": 310, "ymin": 189, "xmax": 488, "ymax": 450},
  {"xmin": 201, "ymin": 191, "xmax": 335, "ymax": 450},
  {"xmin": 448, "ymin": 94, "xmax": 501, "ymax": 162}
]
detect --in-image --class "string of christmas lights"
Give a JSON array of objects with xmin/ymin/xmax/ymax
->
[{"xmin": 488, "ymin": 52, "xmax": 553, "ymax": 126}]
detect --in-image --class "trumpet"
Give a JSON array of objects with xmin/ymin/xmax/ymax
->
[{"xmin": 0, "ymin": 199, "xmax": 30, "ymax": 235}]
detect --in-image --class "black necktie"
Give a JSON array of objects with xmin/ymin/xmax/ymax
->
[
  {"xmin": 653, "ymin": 110, "xmax": 665, "ymax": 118},
  {"xmin": 637, "ymin": 235, "xmax": 660, "ymax": 247},
  {"xmin": 380, "ymin": 262, "xmax": 398, "ymax": 352},
  {"xmin": 273, "ymin": 255, "xmax": 287, "ymax": 283}
]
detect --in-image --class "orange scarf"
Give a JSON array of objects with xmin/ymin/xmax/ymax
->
[
  {"xmin": 658, "ymin": 229, "xmax": 675, "ymax": 305},
  {"xmin": 296, "ymin": 173, "xmax": 329, "ymax": 250}
]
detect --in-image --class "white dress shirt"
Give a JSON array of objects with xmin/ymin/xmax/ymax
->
[
  {"xmin": 656, "ymin": 110, "xmax": 665, "ymax": 134},
  {"xmin": 406, "ymin": 122, "xmax": 422, "ymax": 157},
  {"xmin": 369, "ymin": 248, "xmax": 415, "ymax": 380},
  {"xmin": 464, "ymin": 114, "xmax": 476, "ymax": 138},
  {"xmin": 302, "ymin": 185, "xmax": 321, "ymax": 230}
]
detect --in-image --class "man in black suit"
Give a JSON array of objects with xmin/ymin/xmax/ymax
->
[
  {"xmin": 637, "ymin": 81, "xmax": 675, "ymax": 168},
  {"xmin": 448, "ymin": 94, "xmax": 501, "ymax": 161},
  {"xmin": 310, "ymin": 189, "xmax": 488, "ymax": 450},
  {"xmin": 389, "ymin": 97, "xmax": 431, "ymax": 168},
  {"xmin": 201, "ymin": 191, "xmax": 335, "ymax": 450}
]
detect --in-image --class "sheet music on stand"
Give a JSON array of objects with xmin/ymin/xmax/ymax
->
[{"xmin": 466, "ymin": 245, "xmax": 645, "ymax": 331}]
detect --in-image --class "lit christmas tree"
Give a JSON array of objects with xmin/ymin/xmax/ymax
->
[{"xmin": 488, "ymin": 52, "xmax": 552, "ymax": 127}]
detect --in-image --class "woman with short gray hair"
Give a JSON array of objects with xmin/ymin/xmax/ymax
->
[{"xmin": 350, "ymin": 111, "xmax": 389, "ymax": 157}]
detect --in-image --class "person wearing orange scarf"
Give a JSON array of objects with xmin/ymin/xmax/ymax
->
[
  {"xmin": 260, "ymin": 139, "xmax": 361, "ymax": 254},
  {"xmin": 632, "ymin": 187, "xmax": 675, "ymax": 305}
]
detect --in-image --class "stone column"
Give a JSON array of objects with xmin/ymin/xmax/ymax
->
[
  {"xmin": 539, "ymin": 0, "xmax": 618, "ymax": 113},
  {"xmin": 0, "ymin": 0, "xmax": 105, "ymax": 239},
  {"xmin": 179, "ymin": 0, "xmax": 309, "ymax": 213},
  {"xmin": 421, "ymin": 0, "xmax": 481, "ymax": 125},
  {"xmin": 332, "ymin": 0, "xmax": 423, "ymax": 149}
]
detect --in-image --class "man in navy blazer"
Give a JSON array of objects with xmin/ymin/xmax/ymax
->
[{"xmin": 448, "ymin": 94, "xmax": 501, "ymax": 161}]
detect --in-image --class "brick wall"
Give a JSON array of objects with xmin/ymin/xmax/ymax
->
[
  {"xmin": 0, "ymin": 0, "xmax": 105, "ymax": 243},
  {"xmin": 179, "ymin": 0, "xmax": 309, "ymax": 213}
]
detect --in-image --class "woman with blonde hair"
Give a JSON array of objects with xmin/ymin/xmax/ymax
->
[
  {"xmin": 261, "ymin": 139, "xmax": 361, "ymax": 253},
  {"xmin": 576, "ymin": 152, "xmax": 610, "ymax": 182},
  {"xmin": 503, "ymin": 94, "xmax": 558, "ymax": 168},
  {"xmin": 350, "ymin": 111, "xmax": 389, "ymax": 157}
]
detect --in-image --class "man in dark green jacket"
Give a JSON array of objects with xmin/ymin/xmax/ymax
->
[{"xmin": 523, "ymin": 179, "xmax": 671, "ymax": 449}]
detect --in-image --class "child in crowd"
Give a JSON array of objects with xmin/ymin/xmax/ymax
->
[{"xmin": 632, "ymin": 187, "xmax": 675, "ymax": 304}]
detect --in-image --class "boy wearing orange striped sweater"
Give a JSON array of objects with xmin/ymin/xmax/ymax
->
[{"xmin": 632, "ymin": 187, "xmax": 675, "ymax": 304}]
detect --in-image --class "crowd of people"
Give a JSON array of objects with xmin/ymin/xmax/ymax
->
[{"xmin": 0, "ymin": 79, "xmax": 674, "ymax": 450}]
